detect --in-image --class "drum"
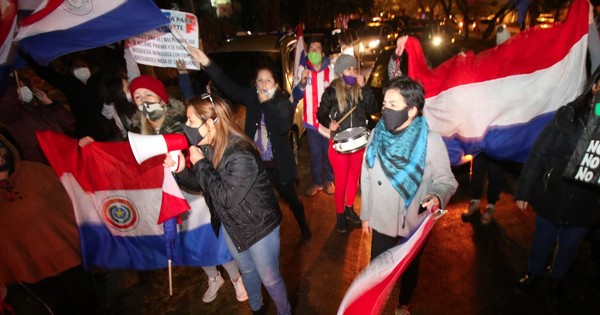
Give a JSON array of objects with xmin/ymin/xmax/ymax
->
[{"xmin": 332, "ymin": 127, "xmax": 369, "ymax": 153}]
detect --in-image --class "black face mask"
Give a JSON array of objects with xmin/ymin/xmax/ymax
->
[
  {"xmin": 182, "ymin": 124, "xmax": 204, "ymax": 146},
  {"xmin": 383, "ymin": 107, "xmax": 410, "ymax": 132}
]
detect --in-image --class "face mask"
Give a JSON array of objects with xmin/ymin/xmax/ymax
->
[
  {"xmin": 140, "ymin": 102, "xmax": 165, "ymax": 121},
  {"xmin": 307, "ymin": 52, "xmax": 322, "ymax": 65},
  {"xmin": 342, "ymin": 75, "xmax": 357, "ymax": 86},
  {"xmin": 18, "ymin": 86, "xmax": 33, "ymax": 103},
  {"xmin": 383, "ymin": 107, "xmax": 410, "ymax": 132},
  {"xmin": 258, "ymin": 87, "xmax": 276, "ymax": 99},
  {"xmin": 183, "ymin": 124, "xmax": 204, "ymax": 146},
  {"xmin": 73, "ymin": 67, "xmax": 91, "ymax": 83}
]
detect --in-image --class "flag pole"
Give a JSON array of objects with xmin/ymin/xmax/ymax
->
[{"xmin": 168, "ymin": 259, "xmax": 173, "ymax": 296}]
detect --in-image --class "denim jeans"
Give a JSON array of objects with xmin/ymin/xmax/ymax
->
[
  {"xmin": 222, "ymin": 225, "xmax": 291, "ymax": 315},
  {"xmin": 529, "ymin": 215, "xmax": 590, "ymax": 278},
  {"xmin": 306, "ymin": 128, "xmax": 334, "ymax": 185}
]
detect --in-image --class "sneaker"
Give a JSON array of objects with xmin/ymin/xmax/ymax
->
[
  {"xmin": 461, "ymin": 200, "xmax": 480, "ymax": 221},
  {"xmin": 305, "ymin": 184, "xmax": 323, "ymax": 196},
  {"xmin": 202, "ymin": 272, "xmax": 225, "ymax": 303},
  {"xmin": 323, "ymin": 181, "xmax": 335, "ymax": 195},
  {"xmin": 231, "ymin": 276, "xmax": 248, "ymax": 302},
  {"xmin": 395, "ymin": 304, "xmax": 411, "ymax": 315},
  {"xmin": 481, "ymin": 205, "xmax": 495, "ymax": 225}
]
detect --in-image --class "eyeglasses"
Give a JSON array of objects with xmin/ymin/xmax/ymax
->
[{"xmin": 200, "ymin": 93, "xmax": 219, "ymax": 123}]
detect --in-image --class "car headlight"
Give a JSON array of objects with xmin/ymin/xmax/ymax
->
[
  {"xmin": 359, "ymin": 43, "xmax": 365, "ymax": 53},
  {"xmin": 368, "ymin": 39, "xmax": 380, "ymax": 48},
  {"xmin": 432, "ymin": 36, "xmax": 442, "ymax": 46}
]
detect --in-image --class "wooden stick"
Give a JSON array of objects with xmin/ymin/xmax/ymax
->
[
  {"xmin": 13, "ymin": 71, "xmax": 20, "ymax": 88},
  {"xmin": 337, "ymin": 105, "xmax": 357, "ymax": 124},
  {"xmin": 168, "ymin": 259, "xmax": 173, "ymax": 296}
]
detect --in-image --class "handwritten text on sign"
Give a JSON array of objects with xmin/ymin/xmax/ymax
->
[{"xmin": 126, "ymin": 10, "xmax": 199, "ymax": 70}]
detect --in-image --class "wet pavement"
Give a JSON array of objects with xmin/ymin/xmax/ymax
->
[{"xmin": 5, "ymin": 136, "xmax": 600, "ymax": 315}]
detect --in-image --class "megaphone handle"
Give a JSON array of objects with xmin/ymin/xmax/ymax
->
[{"xmin": 169, "ymin": 150, "xmax": 181, "ymax": 172}]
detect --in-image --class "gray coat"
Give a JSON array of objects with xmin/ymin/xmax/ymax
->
[{"xmin": 360, "ymin": 130, "xmax": 458, "ymax": 237}]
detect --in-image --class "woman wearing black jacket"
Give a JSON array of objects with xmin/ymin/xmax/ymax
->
[
  {"xmin": 514, "ymin": 73, "xmax": 600, "ymax": 302},
  {"xmin": 166, "ymin": 94, "xmax": 290, "ymax": 315},
  {"xmin": 188, "ymin": 46, "xmax": 311, "ymax": 242}
]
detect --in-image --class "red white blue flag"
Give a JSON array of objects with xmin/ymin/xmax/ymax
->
[
  {"xmin": 406, "ymin": 0, "xmax": 591, "ymax": 165},
  {"xmin": 37, "ymin": 131, "xmax": 232, "ymax": 270},
  {"xmin": 338, "ymin": 211, "xmax": 440, "ymax": 315},
  {"xmin": 15, "ymin": 0, "xmax": 169, "ymax": 65}
]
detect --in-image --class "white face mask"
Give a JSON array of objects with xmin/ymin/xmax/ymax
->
[
  {"xmin": 73, "ymin": 67, "xmax": 91, "ymax": 83},
  {"xmin": 258, "ymin": 87, "xmax": 276, "ymax": 99},
  {"xmin": 18, "ymin": 86, "xmax": 33, "ymax": 103}
]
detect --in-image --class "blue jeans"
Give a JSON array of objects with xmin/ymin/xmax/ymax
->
[
  {"xmin": 306, "ymin": 128, "xmax": 334, "ymax": 185},
  {"xmin": 222, "ymin": 226, "xmax": 290, "ymax": 315},
  {"xmin": 529, "ymin": 215, "xmax": 590, "ymax": 278}
]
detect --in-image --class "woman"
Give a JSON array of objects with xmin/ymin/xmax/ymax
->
[
  {"xmin": 514, "ymin": 72, "xmax": 600, "ymax": 303},
  {"xmin": 360, "ymin": 76, "xmax": 457, "ymax": 315},
  {"xmin": 99, "ymin": 75, "xmax": 140, "ymax": 140},
  {"xmin": 165, "ymin": 94, "xmax": 291, "ymax": 315},
  {"xmin": 188, "ymin": 46, "xmax": 311, "ymax": 242},
  {"xmin": 127, "ymin": 76, "xmax": 247, "ymax": 304},
  {"xmin": 317, "ymin": 54, "xmax": 377, "ymax": 233}
]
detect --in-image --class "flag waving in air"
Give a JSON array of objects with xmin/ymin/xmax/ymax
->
[
  {"xmin": 37, "ymin": 131, "xmax": 232, "ymax": 270},
  {"xmin": 404, "ymin": 0, "xmax": 591, "ymax": 165},
  {"xmin": 15, "ymin": 0, "xmax": 169, "ymax": 65}
]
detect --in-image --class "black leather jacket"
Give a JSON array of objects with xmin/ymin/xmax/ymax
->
[
  {"xmin": 175, "ymin": 135, "xmax": 282, "ymax": 251},
  {"xmin": 317, "ymin": 82, "xmax": 377, "ymax": 136}
]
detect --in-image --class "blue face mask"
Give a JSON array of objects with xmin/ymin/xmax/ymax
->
[{"xmin": 342, "ymin": 75, "xmax": 357, "ymax": 86}]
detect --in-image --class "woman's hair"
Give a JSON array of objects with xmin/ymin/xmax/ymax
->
[
  {"xmin": 186, "ymin": 94, "xmax": 256, "ymax": 168},
  {"xmin": 331, "ymin": 77, "xmax": 363, "ymax": 113},
  {"xmin": 101, "ymin": 75, "xmax": 137, "ymax": 119},
  {"xmin": 383, "ymin": 76, "xmax": 425, "ymax": 116}
]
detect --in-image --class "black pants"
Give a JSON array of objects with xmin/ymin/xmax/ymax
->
[
  {"xmin": 470, "ymin": 154, "xmax": 504, "ymax": 204},
  {"xmin": 371, "ymin": 229, "xmax": 427, "ymax": 306},
  {"xmin": 265, "ymin": 167, "xmax": 309, "ymax": 233}
]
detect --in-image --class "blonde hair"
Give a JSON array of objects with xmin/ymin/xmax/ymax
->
[
  {"xmin": 186, "ymin": 94, "xmax": 256, "ymax": 168},
  {"xmin": 332, "ymin": 77, "xmax": 363, "ymax": 113}
]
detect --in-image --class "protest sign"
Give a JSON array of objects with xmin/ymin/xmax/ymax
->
[
  {"xmin": 126, "ymin": 10, "xmax": 199, "ymax": 70},
  {"xmin": 564, "ymin": 99, "xmax": 600, "ymax": 186}
]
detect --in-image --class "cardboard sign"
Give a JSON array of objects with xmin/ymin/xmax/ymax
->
[{"xmin": 126, "ymin": 10, "xmax": 199, "ymax": 70}]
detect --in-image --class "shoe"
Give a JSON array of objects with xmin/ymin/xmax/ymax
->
[
  {"xmin": 481, "ymin": 205, "xmax": 495, "ymax": 225},
  {"xmin": 514, "ymin": 273, "xmax": 541, "ymax": 294},
  {"xmin": 231, "ymin": 276, "xmax": 248, "ymax": 302},
  {"xmin": 323, "ymin": 181, "xmax": 335, "ymax": 195},
  {"xmin": 345, "ymin": 206, "xmax": 362, "ymax": 225},
  {"xmin": 395, "ymin": 304, "xmax": 411, "ymax": 315},
  {"xmin": 202, "ymin": 272, "xmax": 225, "ymax": 303},
  {"xmin": 252, "ymin": 303, "xmax": 267, "ymax": 315},
  {"xmin": 461, "ymin": 200, "xmax": 480, "ymax": 221},
  {"xmin": 336, "ymin": 213, "xmax": 348, "ymax": 233},
  {"xmin": 305, "ymin": 184, "xmax": 323, "ymax": 196},
  {"xmin": 548, "ymin": 278, "xmax": 566, "ymax": 304}
]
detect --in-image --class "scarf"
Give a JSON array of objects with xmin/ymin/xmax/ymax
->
[{"xmin": 366, "ymin": 116, "xmax": 428, "ymax": 208}]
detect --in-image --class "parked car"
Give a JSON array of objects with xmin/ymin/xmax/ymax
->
[
  {"xmin": 400, "ymin": 18, "xmax": 455, "ymax": 49},
  {"xmin": 357, "ymin": 22, "xmax": 398, "ymax": 61},
  {"xmin": 195, "ymin": 33, "xmax": 305, "ymax": 164}
]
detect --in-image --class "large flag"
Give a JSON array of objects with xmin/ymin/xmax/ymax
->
[
  {"xmin": 405, "ymin": 0, "xmax": 590, "ymax": 165},
  {"xmin": 15, "ymin": 0, "xmax": 169, "ymax": 65},
  {"xmin": 37, "ymin": 131, "xmax": 232, "ymax": 270},
  {"xmin": 338, "ymin": 210, "xmax": 442, "ymax": 315},
  {"xmin": 0, "ymin": 0, "xmax": 17, "ymax": 88}
]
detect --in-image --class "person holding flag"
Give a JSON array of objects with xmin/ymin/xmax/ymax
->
[{"xmin": 360, "ymin": 76, "xmax": 457, "ymax": 315}]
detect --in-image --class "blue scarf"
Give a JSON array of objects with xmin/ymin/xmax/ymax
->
[{"xmin": 366, "ymin": 116, "xmax": 428, "ymax": 207}]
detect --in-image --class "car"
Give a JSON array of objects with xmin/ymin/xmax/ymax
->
[
  {"xmin": 400, "ymin": 18, "xmax": 456, "ymax": 49},
  {"xmin": 536, "ymin": 13, "xmax": 555, "ymax": 28},
  {"xmin": 357, "ymin": 22, "xmax": 398, "ymax": 61},
  {"xmin": 195, "ymin": 33, "xmax": 305, "ymax": 164}
]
